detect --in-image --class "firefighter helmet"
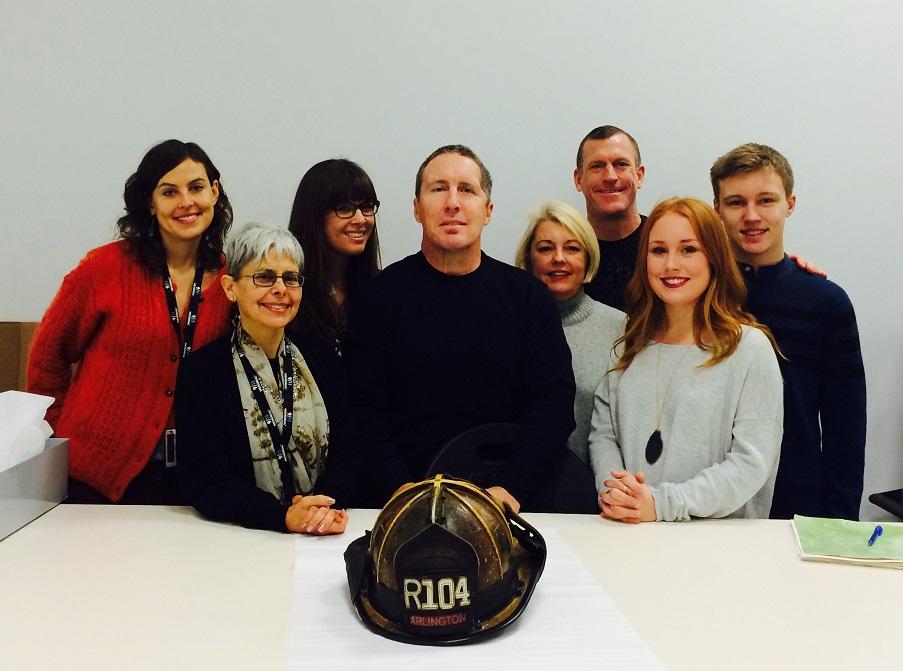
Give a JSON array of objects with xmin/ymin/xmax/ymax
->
[{"xmin": 344, "ymin": 475, "xmax": 546, "ymax": 645}]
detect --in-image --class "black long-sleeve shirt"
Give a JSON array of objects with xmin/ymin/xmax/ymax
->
[
  {"xmin": 344, "ymin": 252, "xmax": 576, "ymax": 507},
  {"xmin": 583, "ymin": 216, "xmax": 646, "ymax": 312}
]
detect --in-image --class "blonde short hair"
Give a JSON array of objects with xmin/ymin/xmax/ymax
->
[{"xmin": 514, "ymin": 199, "xmax": 600, "ymax": 282}]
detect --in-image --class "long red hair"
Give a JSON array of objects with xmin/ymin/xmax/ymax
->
[{"xmin": 614, "ymin": 197, "xmax": 776, "ymax": 371}]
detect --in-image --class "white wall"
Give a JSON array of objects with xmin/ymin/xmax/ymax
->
[{"xmin": 2, "ymin": 0, "xmax": 900, "ymax": 519}]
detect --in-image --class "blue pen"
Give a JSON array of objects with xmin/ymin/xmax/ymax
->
[{"xmin": 867, "ymin": 525, "xmax": 883, "ymax": 547}]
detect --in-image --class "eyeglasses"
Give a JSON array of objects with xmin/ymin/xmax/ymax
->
[
  {"xmin": 241, "ymin": 271, "xmax": 305, "ymax": 288},
  {"xmin": 332, "ymin": 200, "xmax": 379, "ymax": 218}
]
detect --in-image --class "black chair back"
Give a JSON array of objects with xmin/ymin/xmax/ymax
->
[
  {"xmin": 869, "ymin": 489, "xmax": 903, "ymax": 519},
  {"xmin": 426, "ymin": 422, "xmax": 599, "ymax": 514}
]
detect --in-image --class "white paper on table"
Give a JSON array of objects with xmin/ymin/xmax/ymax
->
[
  {"xmin": 288, "ymin": 527, "xmax": 664, "ymax": 669},
  {"xmin": 0, "ymin": 391, "xmax": 53, "ymax": 473}
]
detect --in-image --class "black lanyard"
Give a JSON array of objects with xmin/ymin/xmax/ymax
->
[
  {"xmin": 163, "ymin": 261, "xmax": 204, "ymax": 360},
  {"xmin": 235, "ymin": 333, "xmax": 297, "ymax": 503}
]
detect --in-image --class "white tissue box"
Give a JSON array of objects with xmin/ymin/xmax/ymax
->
[{"xmin": 0, "ymin": 438, "xmax": 68, "ymax": 541}]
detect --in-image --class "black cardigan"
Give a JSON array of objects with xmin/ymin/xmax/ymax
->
[{"xmin": 175, "ymin": 333, "xmax": 361, "ymax": 532}]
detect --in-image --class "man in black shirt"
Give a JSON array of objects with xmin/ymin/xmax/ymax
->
[
  {"xmin": 345, "ymin": 145, "xmax": 576, "ymax": 512},
  {"xmin": 573, "ymin": 125, "xmax": 647, "ymax": 311}
]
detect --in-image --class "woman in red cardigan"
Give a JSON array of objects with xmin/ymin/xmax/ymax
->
[{"xmin": 27, "ymin": 139, "xmax": 233, "ymax": 503}]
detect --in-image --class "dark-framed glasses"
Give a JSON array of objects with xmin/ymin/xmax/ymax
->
[
  {"xmin": 242, "ymin": 271, "xmax": 305, "ymax": 288},
  {"xmin": 333, "ymin": 200, "xmax": 379, "ymax": 218}
]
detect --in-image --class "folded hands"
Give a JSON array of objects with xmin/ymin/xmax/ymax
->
[{"xmin": 599, "ymin": 470, "xmax": 656, "ymax": 523}]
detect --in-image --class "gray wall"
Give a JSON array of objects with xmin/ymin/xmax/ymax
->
[{"xmin": 2, "ymin": 1, "xmax": 900, "ymax": 519}]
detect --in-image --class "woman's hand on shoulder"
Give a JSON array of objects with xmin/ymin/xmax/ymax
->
[
  {"xmin": 599, "ymin": 470, "xmax": 656, "ymax": 523},
  {"xmin": 285, "ymin": 495, "xmax": 348, "ymax": 535}
]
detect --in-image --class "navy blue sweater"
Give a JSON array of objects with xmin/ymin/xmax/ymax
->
[{"xmin": 740, "ymin": 256, "xmax": 866, "ymax": 520}]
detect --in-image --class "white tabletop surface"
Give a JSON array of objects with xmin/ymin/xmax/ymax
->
[{"xmin": 0, "ymin": 505, "xmax": 900, "ymax": 670}]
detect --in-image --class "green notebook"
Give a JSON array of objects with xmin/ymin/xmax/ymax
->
[{"xmin": 792, "ymin": 515, "xmax": 903, "ymax": 569}]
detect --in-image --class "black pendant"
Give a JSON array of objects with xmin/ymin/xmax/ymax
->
[{"xmin": 645, "ymin": 430, "xmax": 663, "ymax": 465}]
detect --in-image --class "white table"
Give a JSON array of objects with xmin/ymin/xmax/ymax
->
[{"xmin": 0, "ymin": 506, "xmax": 899, "ymax": 670}]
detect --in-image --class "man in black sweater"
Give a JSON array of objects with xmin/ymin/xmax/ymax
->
[
  {"xmin": 711, "ymin": 143, "xmax": 866, "ymax": 520},
  {"xmin": 345, "ymin": 145, "xmax": 576, "ymax": 511}
]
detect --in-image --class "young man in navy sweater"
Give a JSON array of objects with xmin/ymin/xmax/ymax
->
[{"xmin": 711, "ymin": 143, "xmax": 866, "ymax": 520}]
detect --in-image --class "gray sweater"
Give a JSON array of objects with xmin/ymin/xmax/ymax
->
[
  {"xmin": 558, "ymin": 290, "xmax": 625, "ymax": 464},
  {"xmin": 589, "ymin": 326, "xmax": 783, "ymax": 521}
]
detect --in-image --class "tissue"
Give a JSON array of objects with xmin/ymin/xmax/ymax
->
[{"xmin": 0, "ymin": 391, "xmax": 54, "ymax": 472}]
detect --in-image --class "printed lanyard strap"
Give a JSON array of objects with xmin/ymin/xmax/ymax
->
[
  {"xmin": 163, "ymin": 261, "xmax": 204, "ymax": 359},
  {"xmin": 235, "ymin": 334, "xmax": 297, "ymax": 503}
]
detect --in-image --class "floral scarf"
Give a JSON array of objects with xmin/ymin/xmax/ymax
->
[{"xmin": 232, "ymin": 325, "xmax": 329, "ymax": 501}]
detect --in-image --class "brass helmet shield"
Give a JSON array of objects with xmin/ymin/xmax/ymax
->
[{"xmin": 344, "ymin": 475, "xmax": 546, "ymax": 645}]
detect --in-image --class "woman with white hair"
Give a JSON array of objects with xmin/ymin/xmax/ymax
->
[
  {"xmin": 176, "ymin": 222, "xmax": 359, "ymax": 534},
  {"xmin": 515, "ymin": 200, "xmax": 625, "ymax": 464}
]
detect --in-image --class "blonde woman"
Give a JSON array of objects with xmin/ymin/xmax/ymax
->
[{"xmin": 515, "ymin": 200, "xmax": 624, "ymax": 465}]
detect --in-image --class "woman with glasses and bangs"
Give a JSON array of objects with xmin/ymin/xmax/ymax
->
[
  {"xmin": 175, "ymin": 222, "xmax": 359, "ymax": 534},
  {"xmin": 28, "ymin": 139, "xmax": 233, "ymax": 504},
  {"xmin": 288, "ymin": 158, "xmax": 381, "ymax": 357},
  {"xmin": 588, "ymin": 197, "xmax": 783, "ymax": 523}
]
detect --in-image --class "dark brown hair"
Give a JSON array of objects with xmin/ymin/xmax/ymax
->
[
  {"xmin": 288, "ymin": 158, "xmax": 381, "ymax": 345},
  {"xmin": 117, "ymin": 139, "xmax": 232, "ymax": 274}
]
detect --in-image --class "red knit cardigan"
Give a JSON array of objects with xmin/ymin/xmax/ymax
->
[{"xmin": 27, "ymin": 241, "xmax": 231, "ymax": 501}]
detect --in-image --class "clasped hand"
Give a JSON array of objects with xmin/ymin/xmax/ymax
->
[
  {"xmin": 285, "ymin": 494, "xmax": 348, "ymax": 535},
  {"xmin": 599, "ymin": 470, "xmax": 656, "ymax": 523}
]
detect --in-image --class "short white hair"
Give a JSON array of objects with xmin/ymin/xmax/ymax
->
[{"xmin": 225, "ymin": 222, "xmax": 304, "ymax": 277}]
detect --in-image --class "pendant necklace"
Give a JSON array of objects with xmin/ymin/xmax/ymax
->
[{"xmin": 646, "ymin": 343, "xmax": 691, "ymax": 465}]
